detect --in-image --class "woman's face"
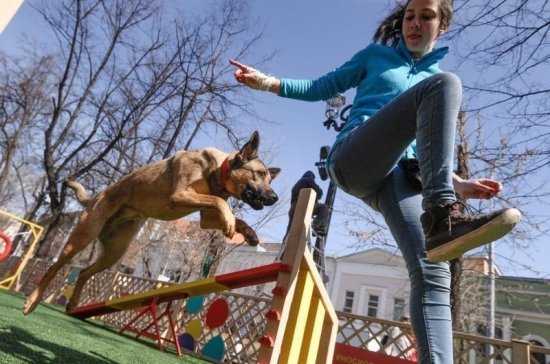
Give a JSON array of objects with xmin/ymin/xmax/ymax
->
[{"xmin": 402, "ymin": 0, "xmax": 446, "ymax": 59}]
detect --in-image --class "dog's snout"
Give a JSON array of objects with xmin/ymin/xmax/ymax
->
[
  {"xmin": 263, "ymin": 192, "xmax": 278, "ymax": 206},
  {"xmin": 241, "ymin": 186, "xmax": 278, "ymax": 210}
]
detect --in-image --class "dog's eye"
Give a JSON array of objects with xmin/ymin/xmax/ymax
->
[{"xmin": 256, "ymin": 170, "xmax": 265, "ymax": 178}]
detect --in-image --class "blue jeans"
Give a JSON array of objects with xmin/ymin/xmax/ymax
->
[{"xmin": 328, "ymin": 73, "xmax": 462, "ymax": 363}]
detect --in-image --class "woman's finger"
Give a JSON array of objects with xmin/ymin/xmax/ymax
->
[
  {"xmin": 229, "ymin": 59, "xmax": 248, "ymax": 71},
  {"xmin": 479, "ymin": 179, "xmax": 502, "ymax": 192}
]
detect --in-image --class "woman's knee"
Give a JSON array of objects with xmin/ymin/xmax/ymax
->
[
  {"xmin": 410, "ymin": 259, "xmax": 451, "ymax": 291},
  {"xmin": 431, "ymin": 72, "xmax": 462, "ymax": 93}
]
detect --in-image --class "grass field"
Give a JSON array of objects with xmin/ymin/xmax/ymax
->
[{"xmin": 0, "ymin": 290, "xmax": 211, "ymax": 363}]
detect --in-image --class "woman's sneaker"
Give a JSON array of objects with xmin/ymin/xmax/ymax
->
[{"xmin": 421, "ymin": 201, "xmax": 521, "ymax": 262}]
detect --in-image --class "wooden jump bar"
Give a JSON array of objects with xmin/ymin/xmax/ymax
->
[{"xmin": 69, "ymin": 262, "xmax": 291, "ymax": 319}]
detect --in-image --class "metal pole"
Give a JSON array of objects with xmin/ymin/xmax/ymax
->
[
  {"xmin": 322, "ymin": 181, "xmax": 338, "ymax": 241},
  {"xmin": 488, "ymin": 241, "xmax": 495, "ymax": 363},
  {"xmin": 488, "ymin": 171, "xmax": 496, "ymax": 363},
  {"xmin": 313, "ymin": 180, "xmax": 337, "ymax": 282}
]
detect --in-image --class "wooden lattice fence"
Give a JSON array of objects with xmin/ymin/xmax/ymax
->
[
  {"xmin": 2, "ymin": 257, "xmax": 550, "ymax": 363},
  {"xmin": 336, "ymin": 311, "xmax": 550, "ymax": 364}
]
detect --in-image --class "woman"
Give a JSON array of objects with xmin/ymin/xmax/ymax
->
[{"xmin": 230, "ymin": 0, "xmax": 520, "ymax": 362}]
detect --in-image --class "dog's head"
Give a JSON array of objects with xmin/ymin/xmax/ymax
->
[{"xmin": 224, "ymin": 131, "xmax": 280, "ymax": 210}]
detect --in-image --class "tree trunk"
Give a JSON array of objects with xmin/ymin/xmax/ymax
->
[{"xmin": 451, "ymin": 111, "xmax": 469, "ymax": 332}]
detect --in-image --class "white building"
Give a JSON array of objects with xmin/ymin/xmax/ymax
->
[
  {"xmin": 325, "ymin": 248, "xmax": 410, "ymax": 320},
  {"xmin": 216, "ymin": 243, "xmax": 412, "ymax": 320}
]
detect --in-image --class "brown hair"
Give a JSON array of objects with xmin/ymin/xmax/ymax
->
[{"xmin": 372, "ymin": 0, "xmax": 453, "ymax": 47}]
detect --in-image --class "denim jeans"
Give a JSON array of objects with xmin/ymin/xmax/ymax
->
[{"xmin": 328, "ymin": 72, "xmax": 462, "ymax": 363}]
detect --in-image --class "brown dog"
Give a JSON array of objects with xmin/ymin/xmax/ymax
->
[{"xmin": 23, "ymin": 131, "xmax": 280, "ymax": 315}]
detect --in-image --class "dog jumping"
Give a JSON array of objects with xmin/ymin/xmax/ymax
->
[{"xmin": 23, "ymin": 131, "xmax": 280, "ymax": 315}]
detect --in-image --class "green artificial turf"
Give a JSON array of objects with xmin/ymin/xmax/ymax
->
[{"xmin": 0, "ymin": 290, "xmax": 211, "ymax": 363}]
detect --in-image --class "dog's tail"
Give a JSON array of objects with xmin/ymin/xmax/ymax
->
[{"xmin": 65, "ymin": 180, "xmax": 91, "ymax": 207}]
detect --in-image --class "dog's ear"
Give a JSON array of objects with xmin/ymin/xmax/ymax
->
[
  {"xmin": 238, "ymin": 130, "xmax": 260, "ymax": 163},
  {"xmin": 268, "ymin": 167, "xmax": 281, "ymax": 180}
]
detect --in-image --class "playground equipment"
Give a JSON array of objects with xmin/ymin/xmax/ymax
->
[
  {"xmin": 69, "ymin": 189, "xmax": 338, "ymax": 363},
  {"xmin": 69, "ymin": 262, "xmax": 292, "ymax": 357},
  {"xmin": 70, "ymin": 263, "xmax": 290, "ymax": 318},
  {"xmin": 0, "ymin": 231, "xmax": 12, "ymax": 261},
  {"xmin": 0, "ymin": 209, "xmax": 43, "ymax": 290}
]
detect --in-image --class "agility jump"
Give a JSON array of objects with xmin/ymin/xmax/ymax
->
[
  {"xmin": 68, "ymin": 189, "xmax": 338, "ymax": 363},
  {"xmin": 69, "ymin": 262, "xmax": 290, "ymax": 318},
  {"xmin": 0, "ymin": 231, "xmax": 12, "ymax": 262},
  {"xmin": 0, "ymin": 209, "xmax": 44, "ymax": 290}
]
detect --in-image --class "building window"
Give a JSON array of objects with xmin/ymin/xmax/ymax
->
[
  {"xmin": 343, "ymin": 291, "xmax": 354, "ymax": 313},
  {"xmin": 367, "ymin": 294, "xmax": 379, "ymax": 317},
  {"xmin": 393, "ymin": 298, "xmax": 406, "ymax": 320}
]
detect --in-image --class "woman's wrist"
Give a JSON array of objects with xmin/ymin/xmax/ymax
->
[
  {"xmin": 246, "ymin": 68, "xmax": 279, "ymax": 92},
  {"xmin": 452, "ymin": 174, "xmax": 464, "ymax": 184},
  {"xmin": 452, "ymin": 174, "xmax": 465, "ymax": 193},
  {"xmin": 255, "ymin": 74, "xmax": 278, "ymax": 92},
  {"xmin": 267, "ymin": 79, "xmax": 281, "ymax": 94}
]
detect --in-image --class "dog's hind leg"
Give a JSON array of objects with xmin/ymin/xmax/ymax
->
[
  {"xmin": 22, "ymin": 212, "xmax": 108, "ymax": 315},
  {"xmin": 65, "ymin": 219, "xmax": 143, "ymax": 313}
]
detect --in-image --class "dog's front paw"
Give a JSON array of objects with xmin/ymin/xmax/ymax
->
[
  {"xmin": 241, "ymin": 226, "xmax": 259, "ymax": 246},
  {"xmin": 235, "ymin": 218, "xmax": 259, "ymax": 246},
  {"xmin": 223, "ymin": 215, "xmax": 236, "ymax": 238}
]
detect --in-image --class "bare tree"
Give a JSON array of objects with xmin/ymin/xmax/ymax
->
[
  {"xmin": 451, "ymin": 0, "xmax": 549, "ymax": 141},
  {"xmin": 0, "ymin": 51, "xmax": 53, "ymax": 208},
  {"xmin": 0, "ymin": 0, "xmax": 268, "ymax": 256},
  {"xmin": 448, "ymin": 0, "xmax": 550, "ymax": 265},
  {"xmin": 127, "ymin": 220, "xmax": 211, "ymax": 282},
  {"xmin": 446, "ymin": 111, "xmax": 468, "ymax": 332},
  {"xmin": 21, "ymin": 0, "xmax": 173, "ymax": 254}
]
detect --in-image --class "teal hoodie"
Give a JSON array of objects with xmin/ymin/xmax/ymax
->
[{"xmin": 278, "ymin": 38, "xmax": 449, "ymax": 162}]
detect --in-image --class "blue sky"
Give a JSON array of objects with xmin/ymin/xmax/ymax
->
[{"xmin": 2, "ymin": 0, "xmax": 548, "ymax": 278}]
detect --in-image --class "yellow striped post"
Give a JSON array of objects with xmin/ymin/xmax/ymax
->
[
  {"xmin": 279, "ymin": 269, "xmax": 315, "ymax": 362},
  {"xmin": 299, "ymin": 292, "xmax": 326, "ymax": 363},
  {"xmin": 257, "ymin": 189, "xmax": 338, "ymax": 364}
]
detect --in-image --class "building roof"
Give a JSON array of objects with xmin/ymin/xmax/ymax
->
[{"xmin": 332, "ymin": 247, "xmax": 406, "ymax": 268}]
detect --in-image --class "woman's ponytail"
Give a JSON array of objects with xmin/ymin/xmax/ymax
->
[{"xmin": 372, "ymin": 2, "xmax": 407, "ymax": 47}]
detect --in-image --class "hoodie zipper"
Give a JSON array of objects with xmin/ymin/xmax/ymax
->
[{"xmin": 397, "ymin": 39, "xmax": 448, "ymax": 91}]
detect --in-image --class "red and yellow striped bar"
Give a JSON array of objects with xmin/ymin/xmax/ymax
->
[{"xmin": 70, "ymin": 262, "xmax": 290, "ymax": 319}]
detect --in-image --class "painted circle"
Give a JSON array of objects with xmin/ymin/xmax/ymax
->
[
  {"xmin": 185, "ymin": 318, "xmax": 203, "ymax": 339},
  {"xmin": 201, "ymin": 335, "xmax": 225, "ymax": 362},
  {"xmin": 0, "ymin": 231, "xmax": 12, "ymax": 261},
  {"xmin": 178, "ymin": 333, "xmax": 195, "ymax": 351},
  {"xmin": 64, "ymin": 286, "xmax": 74, "ymax": 299},
  {"xmin": 187, "ymin": 295, "xmax": 205, "ymax": 315},
  {"xmin": 205, "ymin": 298, "xmax": 229, "ymax": 329}
]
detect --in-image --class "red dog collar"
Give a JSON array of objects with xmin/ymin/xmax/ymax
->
[{"xmin": 219, "ymin": 158, "xmax": 230, "ymax": 187}]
